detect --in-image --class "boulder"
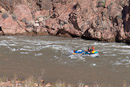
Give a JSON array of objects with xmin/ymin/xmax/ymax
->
[
  {"xmin": 36, "ymin": 27, "xmax": 49, "ymax": 35},
  {"xmin": 45, "ymin": 18, "xmax": 59, "ymax": 35},
  {"xmin": 0, "ymin": 8, "xmax": 6, "ymax": 13},
  {"xmin": 34, "ymin": 23, "xmax": 40, "ymax": 27},
  {"xmin": 0, "ymin": 0, "xmax": 130, "ymax": 44},
  {"xmin": 34, "ymin": 10, "xmax": 50, "ymax": 20},
  {"xmin": 0, "ymin": 16, "xmax": 26, "ymax": 35},
  {"xmin": 38, "ymin": 17, "xmax": 44, "ymax": 22},
  {"xmin": 13, "ymin": 4, "xmax": 33, "ymax": 21},
  {"xmin": 101, "ymin": 29, "xmax": 116, "ymax": 41}
]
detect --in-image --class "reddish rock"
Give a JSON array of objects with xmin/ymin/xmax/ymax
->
[
  {"xmin": 0, "ymin": 6, "xmax": 2, "ymax": 10},
  {"xmin": 25, "ymin": 27, "xmax": 33, "ymax": 33},
  {"xmin": 83, "ymin": 29, "xmax": 101, "ymax": 40},
  {"xmin": 45, "ymin": 18, "xmax": 59, "ymax": 35},
  {"xmin": 0, "ymin": 16, "xmax": 26, "ymax": 35},
  {"xmin": 116, "ymin": 28, "xmax": 126, "ymax": 41},
  {"xmin": 101, "ymin": 29, "xmax": 116, "ymax": 41},
  {"xmin": 34, "ymin": 10, "xmax": 50, "ymax": 19},
  {"xmin": 63, "ymin": 23, "xmax": 82, "ymax": 36},
  {"xmin": 0, "ymin": 13, "xmax": 3, "ymax": 22},
  {"xmin": 0, "ymin": 0, "xmax": 130, "ymax": 44},
  {"xmin": 53, "ymin": 2, "xmax": 73, "ymax": 20},
  {"xmin": 125, "ymin": 32, "xmax": 130, "ymax": 44},
  {"xmin": 36, "ymin": 27, "xmax": 49, "ymax": 35},
  {"xmin": 13, "ymin": 4, "xmax": 33, "ymax": 21}
]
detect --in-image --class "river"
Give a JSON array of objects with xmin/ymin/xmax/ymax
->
[{"xmin": 0, "ymin": 36, "xmax": 130, "ymax": 86}]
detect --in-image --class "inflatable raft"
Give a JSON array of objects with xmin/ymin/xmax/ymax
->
[{"xmin": 72, "ymin": 50, "xmax": 99, "ymax": 57}]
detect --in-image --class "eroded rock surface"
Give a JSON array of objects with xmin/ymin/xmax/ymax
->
[{"xmin": 0, "ymin": 0, "xmax": 130, "ymax": 44}]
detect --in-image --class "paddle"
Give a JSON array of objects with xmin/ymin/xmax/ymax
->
[{"xmin": 80, "ymin": 49, "xmax": 88, "ymax": 56}]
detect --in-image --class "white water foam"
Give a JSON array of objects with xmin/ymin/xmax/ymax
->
[
  {"xmin": 68, "ymin": 54, "xmax": 85, "ymax": 61},
  {"xmin": 0, "ymin": 36, "xmax": 130, "ymax": 64},
  {"xmin": 35, "ymin": 53, "xmax": 43, "ymax": 56}
]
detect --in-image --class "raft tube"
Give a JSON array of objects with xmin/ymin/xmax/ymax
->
[{"xmin": 72, "ymin": 50, "xmax": 99, "ymax": 57}]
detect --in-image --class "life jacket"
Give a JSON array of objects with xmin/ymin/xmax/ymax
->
[
  {"xmin": 92, "ymin": 46, "xmax": 95, "ymax": 51},
  {"xmin": 92, "ymin": 51, "xmax": 96, "ymax": 54}
]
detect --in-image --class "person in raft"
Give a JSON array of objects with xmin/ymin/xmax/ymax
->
[
  {"xmin": 87, "ymin": 47, "xmax": 91, "ymax": 53},
  {"xmin": 91, "ymin": 46, "xmax": 96, "ymax": 54}
]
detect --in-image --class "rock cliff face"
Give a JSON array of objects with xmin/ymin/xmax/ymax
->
[{"xmin": 0, "ymin": 0, "xmax": 130, "ymax": 44}]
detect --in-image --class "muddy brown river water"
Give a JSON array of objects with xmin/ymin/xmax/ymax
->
[{"xmin": 0, "ymin": 36, "xmax": 130, "ymax": 86}]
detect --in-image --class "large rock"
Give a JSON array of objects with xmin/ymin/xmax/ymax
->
[
  {"xmin": 36, "ymin": 27, "xmax": 49, "ymax": 35},
  {"xmin": 0, "ymin": 16, "xmax": 26, "ymax": 35},
  {"xmin": 37, "ymin": 0, "xmax": 52, "ymax": 10},
  {"xmin": 34, "ymin": 10, "xmax": 50, "ymax": 19},
  {"xmin": 13, "ymin": 4, "xmax": 33, "ymax": 21},
  {"xmin": 45, "ymin": 18, "xmax": 59, "ymax": 35},
  {"xmin": 0, "ymin": 0, "xmax": 130, "ymax": 44}
]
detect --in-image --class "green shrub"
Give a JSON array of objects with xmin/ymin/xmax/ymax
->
[
  {"xmin": 97, "ymin": 0, "xmax": 106, "ymax": 8},
  {"xmin": 1, "ymin": 12, "xmax": 8, "ymax": 19}
]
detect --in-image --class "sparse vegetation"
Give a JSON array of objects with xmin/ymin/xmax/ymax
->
[
  {"xmin": 0, "ymin": 76, "xmax": 129, "ymax": 87},
  {"xmin": 1, "ymin": 12, "xmax": 9, "ymax": 19},
  {"xmin": 97, "ymin": 0, "xmax": 106, "ymax": 8}
]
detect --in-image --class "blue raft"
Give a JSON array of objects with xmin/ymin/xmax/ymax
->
[{"xmin": 72, "ymin": 50, "xmax": 99, "ymax": 57}]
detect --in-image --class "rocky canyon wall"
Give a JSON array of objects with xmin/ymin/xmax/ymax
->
[{"xmin": 0, "ymin": 0, "xmax": 130, "ymax": 44}]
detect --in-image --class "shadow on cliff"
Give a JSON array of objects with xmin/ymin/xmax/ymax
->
[{"xmin": 122, "ymin": 0, "xmax": 130, "ymax": 32}]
